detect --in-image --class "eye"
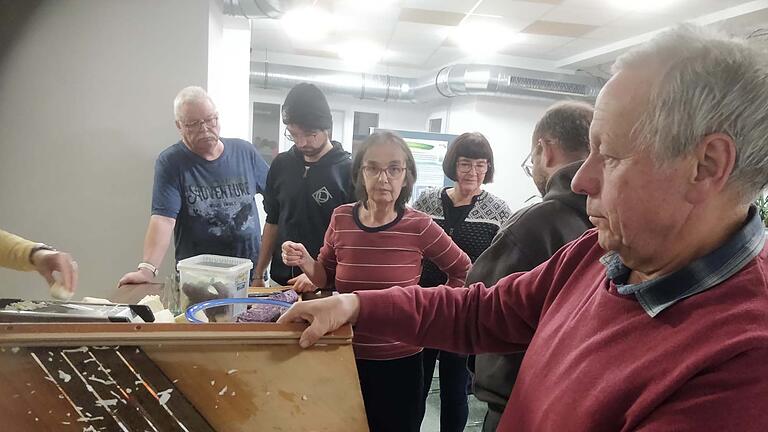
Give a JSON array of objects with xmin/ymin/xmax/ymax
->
[{"xmin": 601, "ymin": 154, "xmax": 620, "ymax": 166}]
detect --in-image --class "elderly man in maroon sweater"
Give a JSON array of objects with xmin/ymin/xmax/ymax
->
[{"xmin": 279, "ymin": 25, "xmax": 768, "ymax": 432}]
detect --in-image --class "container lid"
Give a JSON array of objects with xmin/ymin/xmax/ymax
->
[{"xmin": 176, "ymin": 254, "xmax": 253, "ymax": 274}]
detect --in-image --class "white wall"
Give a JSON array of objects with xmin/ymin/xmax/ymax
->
[
  {"xmin": 0, "ymin": 0, "xmax": 212, "ymax": 299},
  {"xmin": 249, "ymin": 87, "xmax": 438, "ymax": 153},
  {"xmin": 208, "ymin": 2, "xmax": 252, "ymax": 140},
  {"xmin": 440, "ymin": 96, "xmax": 554, "ymax": 211}
]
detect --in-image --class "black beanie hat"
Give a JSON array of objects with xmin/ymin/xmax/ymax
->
[{"xmin": 282, "ymin": 83, "xmax": 332, "ymax": 131}]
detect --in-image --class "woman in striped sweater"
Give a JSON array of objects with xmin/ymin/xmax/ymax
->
[{"xmin": 282, "ymin": 131, "xmax": 471, "ymax": 432}]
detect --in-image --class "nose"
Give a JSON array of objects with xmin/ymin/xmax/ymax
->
[
  {"xmin": 376, "ymin": 171, "xmax": 390, "ymax": 183},
  {"xmin": 571, "ymin": 153, "xmax": 600, "ymax": 196},
  {"xmin": 198, "ymin": 122, "xmax": 213, "ymax": 133}
]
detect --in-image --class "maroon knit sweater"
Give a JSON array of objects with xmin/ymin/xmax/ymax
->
[
  {"xmin": 318, "ymin": 203, "xmax": 470, "ymax": 360},
  {"xmin": 355, "ymin": 229, "xmax": 768, "ymax": 431}
]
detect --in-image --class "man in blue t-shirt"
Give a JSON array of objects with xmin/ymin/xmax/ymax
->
[{"xmin": 119, "ymin": 86, "xmax": 268, "ymax": 286}]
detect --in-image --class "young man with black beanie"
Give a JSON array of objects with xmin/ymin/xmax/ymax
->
[{"xmin": 254, "ymin": 83, "xmax": 353, "ymax": 291}]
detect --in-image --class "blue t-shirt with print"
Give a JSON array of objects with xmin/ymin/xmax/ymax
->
[{"xmin": 152, "ymin": 138, "xmax": 268, "ymax": 272}]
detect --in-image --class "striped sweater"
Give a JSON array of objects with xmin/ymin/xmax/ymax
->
[{"xmin": 318, "ymin": 203, "xmax": 471, "ymax": 360}]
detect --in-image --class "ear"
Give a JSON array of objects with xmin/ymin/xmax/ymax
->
[
  {"xmin": 539, "ymin": 139, "xmax": 558, "ymax": 169},
  {"xmin": 175, "ymin": 120, "xmax": 182, "ymax": 132},
  {"xmin": 685, "ymin": 133, "xmax": 736, "ymax": 204}
]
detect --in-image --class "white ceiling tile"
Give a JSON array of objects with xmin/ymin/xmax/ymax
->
[
  {"xmin": 387, "ymin": 21, "xmax": 450, "ymax": 49},
  {"xmin": 583, "ymin": 25, "xmax": 647, "ymax": 40},
  {"xmin": 458, "ymin": 14, "xmax": 530, "ymax": 35},
  {"xmin": 541, "ymin": 5, "xmax": 626, "ymax": 26},
  {"xmin": 332, "ymin": 25, "xmax": 395, "ymax": 46},
  {"xmin": 423, "ymin": 46, "xmax": 465, "ymax": 68},
  {"xmin": 545, "ymin": 37, "xmax": 610, "ymax": 58},
  {"xmin": 401, "ymin": 0, "xmax": 477, "ymax": 14},
  {"xmin": 499, "ymin": 43, "xmax": 560, "ymax": 57},
  {"xmin": 474, "ymin": 0, "xmax": 557, "ymax": 21},
  {"xmin": 612, "ymin": 12, "xmax": 685, "ymax": 33},
  {"xmin": 384, "ymin": 51, "xmax": 432, "ymax": 67},
  {"xmin": 519, "ymin": 33, "xmax": 575, "ymax": 48},
  {"xmin": 557, "ymin": 0, "xmax": 628, "ymax": 12}
]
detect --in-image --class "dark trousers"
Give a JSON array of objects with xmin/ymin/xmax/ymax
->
[
  {"xmin": 421, "ymin": 348, "xmax": 470, "ymax": 432},
  {"xmin": 483, "ymin": 409, "xmax": 502, "ymax": 432},
  {"xmin": 356, "ymin": 352, "xmax": 424, "ymax": 432}
]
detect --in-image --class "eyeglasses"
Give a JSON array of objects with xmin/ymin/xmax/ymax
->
[
  {"xmin": 362, "ymin": 165, "xmax": 406, "ymax": 179},
  {"xmin": 284, "ymin": 128, "xmax": 319, "ymax": 143},
  {"xmin": 457, "ymin": 160, "xmax": 490, "ymax": 174},
  {"xmin": 182, "ymin": 116, "xmax": 218, "ymax": 131},
  {"xmin": 521, "ymin": 153, "xmax": 533, "ymax": 178}
]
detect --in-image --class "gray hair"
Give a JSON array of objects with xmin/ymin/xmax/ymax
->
[
  {"xmin": 173, "ymin": 86, "xmax": 214, "ymax": 121},
  {"xmin": 613, "ymin": 24, "xmax": 768, "ymax": 203}
]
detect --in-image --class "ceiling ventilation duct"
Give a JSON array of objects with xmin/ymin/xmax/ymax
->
[
  {"xmin": 434, "ymin": 64, "xmax": 603, "ymax": 99},
  {"xmin": 250, "ymin": 62, "xmax": 604, "ymax": 102},
  {"xmin": 228, "ymin": 2, "xmax": 605, "ymax": 100},
  {"xmin": 251, "ymin": 63, "xmax": 415, "ymax": 101}
]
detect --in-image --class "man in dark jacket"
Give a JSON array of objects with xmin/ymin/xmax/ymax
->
[
  {"xmin": 469, "ymin": 101, "xmax": 594, "ymax": 431},
  {"xmin": 254, "ymin": 83, "xmax": 353, "ymax": 291}
]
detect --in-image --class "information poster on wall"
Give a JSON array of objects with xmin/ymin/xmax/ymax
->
[{"xmin": 373, "ymin": 129, "xmax": 458, "ymax": 203}]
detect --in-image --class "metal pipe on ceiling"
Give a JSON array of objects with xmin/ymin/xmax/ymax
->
[{"xmin": 251, "ymin": 62, "xmax": 604, "ymax": 102}]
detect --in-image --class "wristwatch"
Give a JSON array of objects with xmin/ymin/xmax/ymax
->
[{"xmin": 29, "ymin": 243, "xmax": 56, "ymax": 264}]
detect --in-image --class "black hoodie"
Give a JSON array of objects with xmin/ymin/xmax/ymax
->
[
  {"xmin": 467, "ymin": 161, "xmax": 592, "ymax": 431},
  {"xmin": 263, "ymin": 141, "xmax": 353, "ymax": 285}
]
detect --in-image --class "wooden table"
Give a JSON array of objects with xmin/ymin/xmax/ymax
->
[{"xmin": 0, "ymin": 286, "xmax": 369, "ymax": 431}]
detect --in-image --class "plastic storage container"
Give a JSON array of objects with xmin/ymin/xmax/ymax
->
[{"xmin": 176, "ymin": 254, "xmax": 253, "ymax": 322}]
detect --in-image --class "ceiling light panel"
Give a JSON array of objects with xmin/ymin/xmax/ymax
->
[
  {"xmin": 281, "ymin": 6, "xmax": 334, "ymax": 41},
  {"xmin": 452, "ymin": 21, "xmax": 524, "ymax": 56}
]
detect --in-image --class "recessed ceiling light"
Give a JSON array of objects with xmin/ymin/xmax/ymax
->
[
  {"xmin": 281, "ymin": 7, "xmax": 332, "ymax": 41},
  {"xmin": 335, "ymin": 40, "xmax": 386, "ymax": 71},
  {"xmin": 452, "ymin": 22, "xmax": 523, "ymax": 56}
]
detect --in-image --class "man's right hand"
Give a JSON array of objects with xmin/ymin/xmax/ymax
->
[
  {"xmin": 276, "ymin": 293, "xmax": 360, "ymax": 348},
  {"xmin": 118, "ymin": 269, "xmax": 154, "ymax": 287}
]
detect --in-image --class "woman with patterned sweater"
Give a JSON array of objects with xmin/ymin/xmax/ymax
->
[
  {"xmin": 281, "ymin": 131, "xmax": 471, "ymax": 432},
  {"xmin": 413, "ymin": 132, "xmax": 511, "ymax": 432}
]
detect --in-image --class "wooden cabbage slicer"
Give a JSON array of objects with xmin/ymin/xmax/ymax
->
[{"xmin": 0, "ymin": 322, "xmax": 368, "ymax": 431}]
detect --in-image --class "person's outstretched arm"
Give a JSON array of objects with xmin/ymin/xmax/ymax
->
[
  {"xmin": 118, "ymin": 215, "xmax": 175, "ymax": 286},
  {"xmin": 1, "ymin": 229, "xmax": 79, "ymax": 294}
]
